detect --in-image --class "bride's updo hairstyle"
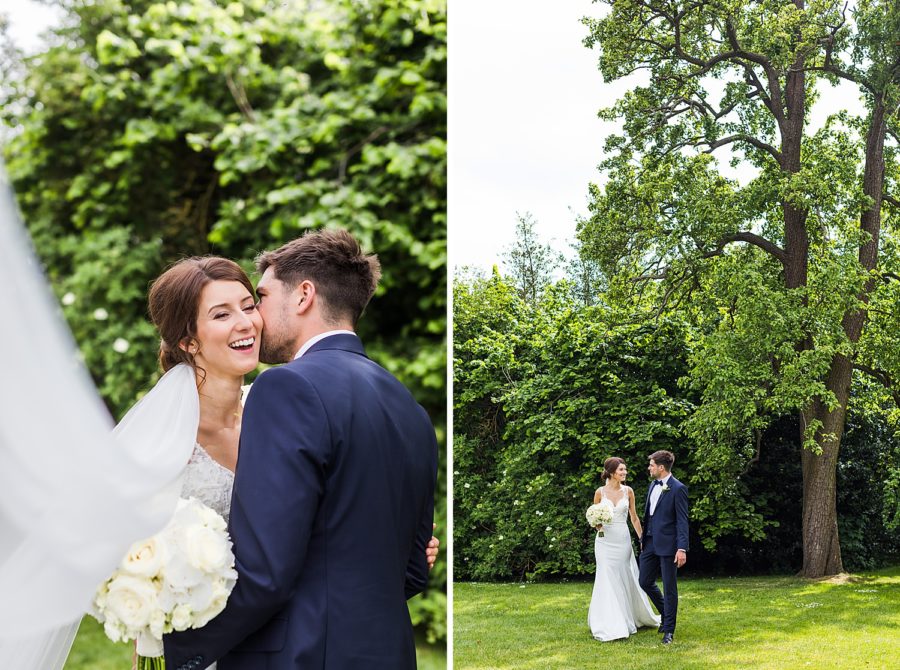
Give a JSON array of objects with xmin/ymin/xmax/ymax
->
[
  {"xmin": 148, "ymin": 256, "xmax": 255, "ymax": 372},
  {"xmin": 601, "ymin": 457, "xmax": 626, "ymax": 482}
]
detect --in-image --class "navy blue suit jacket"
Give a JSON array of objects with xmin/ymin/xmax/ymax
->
[
  {"xmin": 164, "ymin": 334, "xmax": 438, "ymax": 669},
  {"xmin": 642, "ymin": 476, "xmax": 689, "ymax": 556}
]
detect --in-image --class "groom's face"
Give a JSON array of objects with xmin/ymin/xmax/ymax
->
[
  {"xmin": 256, "ymin": 267, "xmax": 298, "ymax": 363},
  {"xmin": 648, "ymin": 459, "xmax": 663, "ymax": 480}
]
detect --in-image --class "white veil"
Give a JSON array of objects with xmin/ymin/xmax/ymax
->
[{"xmin": 0, "ymin": 174, "xmax": 199, "ymax": 667}]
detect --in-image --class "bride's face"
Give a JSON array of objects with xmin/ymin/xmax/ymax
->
[
  {"xmin": 192, "ymin": 280, "xmax": 263, "ymax": 377},
  {"xmin": 615, "ymin": 463, "xmax": 627, "ymax": 483}
]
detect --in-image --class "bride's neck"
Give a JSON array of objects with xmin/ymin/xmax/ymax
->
[
  {"xmin": 607, "ymin": 480, "xmax": 623, "ymax": 490},
  {"xmin": 196, "ymin": 369, "xmax": 244, "ymax": 429}
]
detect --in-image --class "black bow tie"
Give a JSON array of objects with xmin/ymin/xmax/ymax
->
[{"xmin": 654, "ymin": 480, "xmax": 663, "ymax": 486}]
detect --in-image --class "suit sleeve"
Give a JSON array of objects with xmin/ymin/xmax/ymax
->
[
  {"xmin": 675, "ymin": 483, "xmax": 689, "ymax": 552},
  {"xmin": 164, "ymin": 366, "xmax": 329, "ymax": 668},
  {"xmin": 404, "ymin": 410, "xmax": 438, "ymax": 600}
]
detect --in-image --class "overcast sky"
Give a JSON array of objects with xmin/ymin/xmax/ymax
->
[
  {"xmin": 449, "ymin": 0, "xmax": 611, "ymax": 272},
  {"xmin": 3, "ymin": 1, "xmax": 62, "ymax": 54}
]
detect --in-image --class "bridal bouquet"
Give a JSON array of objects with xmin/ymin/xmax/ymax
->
[
  {"xmin": 90, "ymin": 497, "xmax": 238, "ymax": 669},
  {"xmin": 585, "ymin": 503, "xmax": 613, "ymax": 537}
]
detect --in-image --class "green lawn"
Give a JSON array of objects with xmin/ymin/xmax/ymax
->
[
  {"xmin": 64, "ymin": 616, "xmax": 446, "ymax": 669},
  {"xmin": 454, "ymin": 567, "xmax": 900, "ymax": 670}
]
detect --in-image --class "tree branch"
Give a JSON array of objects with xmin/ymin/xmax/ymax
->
[
  {"xmin": 853, "ymin": 363, "xmax": 900, "ymax": 408},
  {"xmin": 225, "ymin": 74, "xmax": 255, "ymax": 122},
  {"xmin": 704, "ymin": 134, "xmax": 782, "ymax": 163},
  {"xmin": 719, "ymin": 232, "xmax": 787, "ymax": 264}
]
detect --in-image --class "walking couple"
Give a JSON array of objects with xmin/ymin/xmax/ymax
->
[{"xmin": 587, "ymin": 450, "xmax": 689, "ymax": 645}]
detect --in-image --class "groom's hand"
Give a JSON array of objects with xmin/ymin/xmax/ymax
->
[
  {"xmin": 426, "ymin": 524, "xmax": 440, "ymax": 570},
  {"xmin": 674, "ymin": 549, "xmax": 687, "ymax": 568}
]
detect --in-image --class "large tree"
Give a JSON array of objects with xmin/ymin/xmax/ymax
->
[{"xmin": 581, "ymin": 0, "xmax": 900, "ymax": 576}]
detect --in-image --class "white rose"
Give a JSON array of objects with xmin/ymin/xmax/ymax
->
[
  {"xmin": 171, "ymin": 603, "xmax": 193, "ymax": 632},
  {"xmin": 148, "ymin": 608, "xmax": 167, "ymax": 639},
  {"xmin": 185, "ymin": 525, "xmax": 230, "ymax": 573},
  {"xmin": 105, "ymin": 574, "xmax": 158, "ymax": 631},
  {"xmin": 120, "ymin": 537, "xmax": 165, "ymax": 577}
]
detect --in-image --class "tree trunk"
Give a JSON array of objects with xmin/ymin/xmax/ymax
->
[
  {"xmin": 800, "ymin": 367, "xmax": 848, "ymax": 577},
  {"xmin": 798, "ymin": 99, "xmax": 886, "ymax": 578}
]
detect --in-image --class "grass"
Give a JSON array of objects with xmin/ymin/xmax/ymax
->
[
  {"xmin": 454, "ymin": 566, "xmax": 900, "ymax": 670},
  {"xmin": 64, "ymin": 616, "xmax": 446, "ymax": 669}
]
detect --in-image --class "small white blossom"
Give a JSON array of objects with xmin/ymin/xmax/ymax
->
[
  {"xmin": 62, "ymin": 292, "xmax": 76, "ymax": 306},
  {"xmin": 113, "ymin": 338, "xmax": 130, "ymax": 353},
  {"xmin": 93, "ymin": 308, "xmax": 109, "ymax": 320},
  {"xmin": 545, "ymin": 526, "xmax": 552, "ymax": 531},
  {"xmin": 463, "ymin": 483, "xmax": 471, "ymax": 489},
  {"xmin": 498, "ymin": 535, "xmax": 504, "ymax": 540}
]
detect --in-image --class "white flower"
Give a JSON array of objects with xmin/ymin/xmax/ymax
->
[
  {"xmin": 661, "ymin": 484, "xmax": 671, "ymax": 493},
  {"xmin": 463, "ymin": 483, "xmax": 470, "ymax": 489},
  {"xmin": 185, "ymin": 525, "xmax": 230, "ymax": 573},
  {"xmin": 93, "ymin": 308, "xmax": 109, "ymax": 320},
  {"xmin": 536, "ymin": 511, "xmax": 543, "ymax": 516},
  {"xmin": 120, "ymin": 537, "xmax": 165, "ymax": 577},
  {"xmin": 498, "ymin": 535, "xmax": 504, "ymax": 540},
  {"xmin": 61, "ymin": 292, "xmax": 76, "ymax": 306},
  {"xmin": 113, "ymin": 337, "xmax": 130, "ymax": 353},
  {"xmin": 545, "ymin": 526, "xmax": 552, "ymax": 531},
  {"xmin": 103, "ymin": 615, "xmax": 125, "ymax": 643},
  {"xmin": 105, "ymin": 574, "xmax": 158, "ymax": 630},
  {"xmin": 170, "ymin": 604, "xmax": 193, "ymax": 631},
  {"xmin": 91, "ymin": 497, "xmax": 236, "ymax": 647},
  {"xmin": 148, "ymin": 609, "xmax": 167, "ymax": 639}
]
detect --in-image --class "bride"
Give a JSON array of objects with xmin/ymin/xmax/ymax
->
[{"xmin": 587, "ymin": 457, "xmax": 659, "ymax": 641}]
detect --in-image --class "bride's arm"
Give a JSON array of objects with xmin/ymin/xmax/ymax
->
[
  {"xmin": 627, "ymin": 487, "xmax": 643, "ymax": 538},
  {"xmin": 592, "ymin": 488, "xmax": 604, "ymax": 530}
]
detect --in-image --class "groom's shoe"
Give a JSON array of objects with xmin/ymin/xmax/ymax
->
[
  {"xmin": 661, "ymin": 632, "xmax": 674, "ymax": 645},
  {"xmin": 658, "ymin": 625, "xmax": 664, "ymax": 633}
]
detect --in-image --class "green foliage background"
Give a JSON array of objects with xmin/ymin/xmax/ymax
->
[
  {"xmin": 453, "ymin": 269, "xmax": 900, "ymax": 580},
  {"xmin": 1, "ymin": 0, "xmax": 445, "ymax": 642}
]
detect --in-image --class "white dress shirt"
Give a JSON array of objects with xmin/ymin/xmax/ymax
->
[
  {"xmin": 294, "ymin": 330, "xmax": 356, "ymax": 360},
  {"xmin": 648, "ymin": 474, "xmax": 671, "ymax": 516}
]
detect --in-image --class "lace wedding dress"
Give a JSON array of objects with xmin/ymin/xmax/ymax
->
[
  {"xmin": 182, "ymin": 444, "xmax": 235, "ymax": 524},
  {"xmin": 587, "ymin": 489, "xmax": 660, "ymax": 641},
  {"xmin": 177, "ymin": 386, "xmax": 246, "ymax": 669}
]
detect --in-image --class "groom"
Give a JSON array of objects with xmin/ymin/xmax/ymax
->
[
  {"xmin": 638, "ymin": 450, "xmax": 689, "ymax": 645},
  {"xmin": 164, "ymin": 229, "xmax": 438, "ymax": 669}
]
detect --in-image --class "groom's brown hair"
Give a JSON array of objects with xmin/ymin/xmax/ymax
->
[
  {"xmin": 256, "ymin": 229, "xmax": 381, "ymax": 326},
  {"xmin": 649, "ymin": 450, "xmax": 675, "ymax": 471}
]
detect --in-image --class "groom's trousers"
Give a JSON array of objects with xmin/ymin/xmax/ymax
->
[{"xmin": 638, "ymin": 534, "xmax": 678, "ymax": 633}]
